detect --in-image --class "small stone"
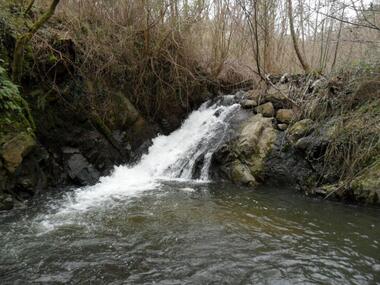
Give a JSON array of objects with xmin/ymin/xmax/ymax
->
[
  {"xmin": 276, "ymin": 109, "xmax": 294, "ymax": 124},
  {"xmin": 277, "ymin": 123, "xmax": 288, "ymax": 131},
  {"xmin": 240, "ymin": 99, "xmax": 258, "ymax": 109},
  {"xmin": 0, "ymin": 193, "xmax": 13, "ymax": 211},
  {"xmin": 256, "ymin": 102, "xmax": 274, "ymax": 117},
  {"xmin": 288, "ymin": 119, "xmax": 314, "ymax": 142},
  {"xmin": 294, "ymin": 137, "xmax": 311, "ymax": 151}
]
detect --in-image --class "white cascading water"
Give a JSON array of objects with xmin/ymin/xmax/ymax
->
[{"xmin": 41, "ymin": 99, "xmax": 240, "ymax": 221}]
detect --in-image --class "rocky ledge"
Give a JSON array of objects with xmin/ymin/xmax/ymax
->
[{"xmin": 213, "ymin": 75, "xmax": 380, "ymax": 205}]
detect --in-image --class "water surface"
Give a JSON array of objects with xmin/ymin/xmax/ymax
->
[{"xmin": 0, "ymin": 183, "xmax": 379, "ymax": 284}]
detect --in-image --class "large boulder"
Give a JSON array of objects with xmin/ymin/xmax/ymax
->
[
  {"xmin": 262, "ymin": 132, "xmax": 318, "ymax": 188},
  {"xmin": 64, "ymin": 148, "xmax": 100, "ymax": 186},
  {"xmin": 213, "ymin": 114, "xmax": 277, "ymax": 185},
  {"xmin": 0, "ymin": 132, "xmax": 36, "ymax": 173}
]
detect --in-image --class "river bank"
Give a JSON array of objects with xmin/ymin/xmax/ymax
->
[{"xmin": 212, "ymin": 72, "xmax": 380, "ymax": 204}]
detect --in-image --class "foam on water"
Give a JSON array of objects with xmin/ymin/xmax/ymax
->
[{"xmin": 37, "ymin": 100, "xmax": 239, "ymax": 228}]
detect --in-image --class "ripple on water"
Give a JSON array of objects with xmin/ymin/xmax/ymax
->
[{"xmin": 0, "ymin": 184, "xmax": 379, "ymax": 284}]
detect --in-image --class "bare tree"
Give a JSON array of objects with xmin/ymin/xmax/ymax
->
[
  {"xmin": 12, "ymin": 0, "xmax": 61, "ymax": 82},
  {"xmin": 287, "ymin": 0, "xmax": 311, "ymax": 73}
]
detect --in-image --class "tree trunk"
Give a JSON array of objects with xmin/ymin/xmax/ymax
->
[
  {"xmin": 331, "ymin": 6, "xmax": 345, "ymax": 71},
  {"xmin": 12, "ymin": 0, "xmax": 61, "ymax": 82},
  {"xmin": 287, "ymin": 0, "xmax": 311, "ymax": 73}
]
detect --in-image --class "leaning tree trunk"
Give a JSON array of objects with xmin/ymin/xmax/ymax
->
[
  {"xmin": 12, "ymin": 0, "xmax": 61, "ymax": 82},
  {"xmin": 287, "ymin": 0, "xmax": 311, "ymax": 73}
]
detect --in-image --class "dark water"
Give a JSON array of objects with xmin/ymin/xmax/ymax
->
[{"xmin": 0, "ymin": 183, "xmax": 379, "ymax": 284}]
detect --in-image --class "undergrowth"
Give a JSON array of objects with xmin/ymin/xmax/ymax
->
[
  {"xmin": 0, "ymin": 64, "xmax": 35, "ymax": 145},
  {"xmin": 22, "ymin": 0, "xmax": 220, "ymax": 129},
  {"xmin": 296, "ymin": 63, "xmax": 380, "ymax": 187}
]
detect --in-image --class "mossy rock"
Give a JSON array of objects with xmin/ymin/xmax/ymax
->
[
  {"xmin": 351, "ymin": 160, "xmax": 380, "ymax": 204},
  {"xmin": 0, "ymin": 66, "xmax": 35, "ymax": 141},
  {"xmin": 230, "ymin": 161, "xmax": 257, "ymax": 186},
  {"xmin": 0, "ymin": 192, "xmax": 13, "ymax": 211},
  {"xmin": 223, "ymin": 114, "xmax": 277, "ymax": 186},
  {"xmin": 287, "ymin": 119, "xmax": 314, "ymax": 143},
  {"xmin": 256, "ymin": 102, "xmax": 274, "ymax": 117},
  {"xmin": 113, "ymin": 91, "xmax": 141, "ymax": 128},
  {"xmin": 0, "ymin": 131, "xmax": 36, "ymax": 173},
  {"xmin": 276, "ymin": 109, "xmax": 294, "ymax": 124},
  {"xmin": 0, "ymin": 65, "xmax": 36, "ymax": 174}
]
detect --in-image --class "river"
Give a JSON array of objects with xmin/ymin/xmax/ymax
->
[{"xmin": 0, "ymin": 98, "xmax": 379, "ymax": 284}]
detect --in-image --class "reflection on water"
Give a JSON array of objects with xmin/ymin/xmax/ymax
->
[{"xmin": 0, "ymin": 182, "xmax": 379, "ymax": 284}]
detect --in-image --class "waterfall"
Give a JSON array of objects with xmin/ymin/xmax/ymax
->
[{"xmin": 43, "ymin": 99, "xmax": 240, "ymax": 217}]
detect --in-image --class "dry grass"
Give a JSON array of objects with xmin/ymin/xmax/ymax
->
[
  {"xmin": 24, "ymin": 0, "xmax": 225, "ymax": 127},
  {"xmin": 295, "ymin": 63, "xmax": 380, "ymax": 185}
]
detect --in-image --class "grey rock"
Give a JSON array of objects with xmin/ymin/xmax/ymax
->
[
  {"xmin": 351, "ymin": 160, "xmax": 380, "ymax": 204},
  {"xmin": 62, "ymin": 147, "xmax": 80, "ymax": 154},
  {"xmin": 240, "ymin": 99, "xmax": 258, "ymax": 109},
  {"xmin": 277, "ymin": 123, "xmax": 288, "ymax": 131},
  {"xmin": 213, "ymin": 114, "xmax": 277, "ymax": 186},
  {"xmin": 287, "ymin": 119, "xmax": 314, "ymax": 143},
  {"xmin": 294, "ymin": 137, "xmax": 311, "ymax": 151},
  {"xmin": 67, "ymin": 153, "xmax": 100, "ymax": 185},
  {"xmin": 0, "ymin": 193, "xmax": 13, "ymax": 211}
]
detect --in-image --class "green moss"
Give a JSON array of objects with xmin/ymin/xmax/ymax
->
[
  {"xmin": 0, "ymin": 1, "xmax": 29, "ymax": 32},
  {"xmin": 0, "ymin": 65, "xmax": 34, "ymax": 146},
  {"xmin": 48, "ymin": 54, "xmax": 58, "ymax": 64},
  {"xmin": 353, "ymin": 160, "xmax": 380, "ymax": 190}
]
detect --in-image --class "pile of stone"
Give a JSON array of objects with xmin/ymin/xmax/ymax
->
[{"xmin": 239, "ymin": 84, "xmax": 296, "ymax": 131}]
